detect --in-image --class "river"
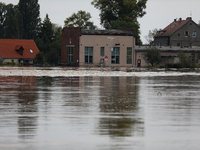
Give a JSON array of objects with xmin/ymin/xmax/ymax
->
[{"xmin": 0, "ymin": 67, "xmax": 200, "ymax": 150}]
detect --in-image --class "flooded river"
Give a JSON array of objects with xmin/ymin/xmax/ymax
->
[{"xmin": 0, "ymin": 67, "xmax": 200, "ymax": 150}]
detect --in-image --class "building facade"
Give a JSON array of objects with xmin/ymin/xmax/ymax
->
[
  {"xmin": 61, "ymin": 27, "xmax": 135, "ymax": 67},
  {"xmin": 154, "ymin": 17, "xmax": 200, "ymax": 47},
  {"xmin": 135, "ymin": 46, "xmax": 200, "ymax": 67}
]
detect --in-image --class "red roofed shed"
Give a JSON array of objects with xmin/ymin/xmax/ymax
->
[{"xmin": 0, "ymin": 39, "xmax": 40, "ymax": 64}]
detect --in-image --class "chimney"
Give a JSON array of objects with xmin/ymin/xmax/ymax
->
[{"xmin": 186, "ymin": 17, "xmax": 192, "ymax": 20}]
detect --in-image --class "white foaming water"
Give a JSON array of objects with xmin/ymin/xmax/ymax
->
[{"xmin": 0, "ymin": 67, "xmax": 200, "ymax": 77}]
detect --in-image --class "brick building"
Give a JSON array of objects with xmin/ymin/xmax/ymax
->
[{"xmin": 61, "ymin": 27, "xmax": 135, "ymax": 67}]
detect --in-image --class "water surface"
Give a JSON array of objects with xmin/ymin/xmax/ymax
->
[{"xmin": 0, "ymin": 69, "xmax": 200, "ymax": 150}]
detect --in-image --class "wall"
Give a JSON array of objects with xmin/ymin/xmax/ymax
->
[
  {"xmin": 79, "ymin": 35, "xmax": 134, "ymax": 67},
  {"xmin": 170, "ymin": 20, "xmax": 200, "ymax": 47},
  {"xmin": 61, "ymin": 27, "xmax": 81, "ymax": 66}
]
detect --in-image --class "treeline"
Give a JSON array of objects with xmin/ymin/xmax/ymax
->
[{"xmin": 0, "ymin": 0, "xmax": 61, "ymax": 65}]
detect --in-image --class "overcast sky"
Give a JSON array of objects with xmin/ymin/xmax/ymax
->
[{"xmin": 4, "ymin": 0, "xmax": 200, "ymax": 44}]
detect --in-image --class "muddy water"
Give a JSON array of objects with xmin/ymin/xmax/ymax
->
[{"xmin": 0, "ymin": 75, "xmax": 200, "ymax": 150}]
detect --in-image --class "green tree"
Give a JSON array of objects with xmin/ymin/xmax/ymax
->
[
  {"xmin": 64, "ymin": 10, "xmax": 97, "ymax": 29},
  {"xmin": 0, "ymin": 2, "xmax": 6, "ymax": 38},
  {"xmin": 177, "ymin": 51, "xmax": 196, "ymax": 68},
  {"xmin": 35, "ymin": 15, "xmax": 62, "ymax": 65},
  {"xmin": 36, "ymin": 14, "xmax": 53, "ymax": 54},
  {"xmin": 4, "ymin": 4, "xmax": 23, "ymax": 39},
  {"xmin": 142, "ymin": 47, "xmax": 161, "ymax": 66},
  {"xmin": 18, "ymin": 0, "xmax": 40, "ymax": 39},
  {"xmin": 91, "ymin": 0, "xmax": 147, "ymax": 28},
  {"xmin": 34, "ymin": 52, "xmax": 45, "ymax": 65},
  {"xmin": 110, "ymin": 19, "xmax": 142, "ymax": 45}
]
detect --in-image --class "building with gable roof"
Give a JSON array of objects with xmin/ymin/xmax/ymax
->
[
  {"xmin": 0, "ymin": 39, "xmax": 40, "ymax": 64},
  {"xmin": 154, "ymin": 17, "xmax": 200, "ymax": 47}
]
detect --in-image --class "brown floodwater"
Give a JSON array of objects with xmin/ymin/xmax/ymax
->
[{"xmin": 0, "ymin": 72, "xmax": 200, "ymax": 150}]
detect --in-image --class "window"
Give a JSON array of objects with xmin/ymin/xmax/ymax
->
[
  {"xmin": 192, "ymin": 31, "xmax": 196, "ymax": 37},
  {"xmin": 100, "ymin": 47, "xmax": 104, "ymax": 56},
  {"xmin": 85, "ymin": 47, "xmax": 93, "ymax": 63},
  {"xmin": 30, "ymin": 49, "xmax": 33, "ymax": 53},
  {"xmin": 111, "ymin": 47, "xmax": 120, "ymax": 64},
  {"xmin": 185, "ymin": 31, "xmax": 189, "ymax": 37},
  {"xmin": 127, "ymin": 47, "xmax": 132, "ymax": 64},
  {"xmin": 68, "ymin": 47, "xmax": 73, "ymax": 63}
]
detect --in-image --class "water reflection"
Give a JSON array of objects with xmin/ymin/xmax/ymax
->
[
  {"xmin": 97, "ymin": 77, "xmax": 144, "ymax": 138},
  {"xmin": 1, "ymin": 74, "xmax": 200, "ymax": 149}
]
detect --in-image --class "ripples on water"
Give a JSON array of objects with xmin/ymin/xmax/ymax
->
[{"xmin": 0, "ymin": 67, "xmax": 200, "ymax": 150}]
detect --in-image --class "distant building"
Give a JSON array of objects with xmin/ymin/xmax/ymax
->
[
  {"xmin": 61, "ymin": 27, "xmax": 135, "ymax": 67},
  {"xmin": 0, "ymin": 39, "xmax": 40, "ymax": 64},
  {"xmin": 135, "ymin": 45, "xmax": 200, "ymax": 67},
  {"xmin": 154, "ymin": 17, "xmax": 200, "ymax": 47}
]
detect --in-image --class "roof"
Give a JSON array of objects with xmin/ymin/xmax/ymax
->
[
  {"xmin": 135, "ymin": 45, "xmax": 200, "ymax": 52},
  {"xmin": 81, "ymin": 29, "xmax": 134, "ymax": 36},
  {"xmin": 0, "ymin": 39, "xmax": 40, "ymax": 59},
  {"xmin": 155, "ymin": 18, "xmax": 191, "ymax": 37}
]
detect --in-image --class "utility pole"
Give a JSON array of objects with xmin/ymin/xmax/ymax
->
[{"xmin": 108, "ymin": 37, "xmax": 114, "ymax": 69}]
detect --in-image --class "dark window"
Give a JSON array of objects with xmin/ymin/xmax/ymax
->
[
  {"xmin": 68, "ymin": 47, "xmax": 73, "ymax": 63},
  {"xmin": 127, "ymin": 47, "xmax": 132, "ymax": 64},
  {"xmin": 185, "ymin": 31, "xmax": 189, "ymax": 37},
  {"xmin": 85, "ymin": 47, "xmax": 93, "ymax": 63},
  {"xmin": 111, "ymin": 47, "xmax": 120, "ymax": 64},
  {"xmin": 100, "ymin": 47, "xmax": 104, "ymax": 56}
]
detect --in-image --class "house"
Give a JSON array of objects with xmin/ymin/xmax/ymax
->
[
  {"xmin": 154, "ymin": 17, "xmax": 200, "ymax": 47},
  {"xmin": 0, "ymin": 39, "xmax": 40, "ymax": 64},
  {"xmin": 61, "ymin": 27, "xmax": 135, "ymax": 67}
]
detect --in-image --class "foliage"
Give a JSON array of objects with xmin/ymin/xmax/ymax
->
[
  {"xmin": 91, "ymin": 0, "xmax": 147, "ymax": 28},
  {"xmin": 64, "ymin": 10, "xmax": 97, "ymax": 29},
  {"xmin": 144, "ymin": 28, "xmax": 160, "ymax": 45},
  {"xmin": 18, "ymin": 0, "xmax": 40, "ymax": 39},
  {"xmin": 34, "ymin": 52, "xmax": 45, "ymax": 65},
  {"xmin": 4, "ymin": 4, "xmax": 23, "ymax": 39},
  {"xmin": 177, "ymin": 51, "xmax": 196, "ymax": 68},
  {"xmin": 0, "ymin": 2, "xmax": 6, "ymax": 38},
  {"xmin": 91, "ymin": 0, "xmax": 147, "ymax": 45},
  {"xmin": 142, "ymin": 47, "xmax": 161, "ymax": 66},
  {"xmin": 110, "ymin": 19, "xmax": 142, "ymax": 45},
  {"xmin": 35, "ymin": 14, "xmax": 62, "ymax": 65}
]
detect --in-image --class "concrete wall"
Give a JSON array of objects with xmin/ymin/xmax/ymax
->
[{"xmin": 79, "ymin": 35, "xmax": 134, "ymax": 67}]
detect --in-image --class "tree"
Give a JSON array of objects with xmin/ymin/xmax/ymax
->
[
  {"xmin": 110, "ymin": 19, "xmax": 142, "ymax": 45},
  {"xmin": 144, "ymin": 28, "xmax": 160, "ymax": 45},
  {"xmin": 142, "ymin": 47, "xmax": 161, "ymax": 66},
  {"xmin": 35, "ymin": 15, "xmax": 62, "ymax": 65},
  {"xmin": 18, "ymin": 0, "xmax": 40, "ymax": 39},
  {"xmin": 91, "ymin": 0, "xmax": 147, "ymax": 28},
  {"xmin": 36, "ymin": 14, "xmax": 53, "ymax": 54},
  {"xmin": 4, "ymin": 4, "xmax": 23, "ymax": 39},
  {"xmin": 0, "ymin": 2, "xmax": 6, "ymax": 38},
  {"xmin": 64, "ymin": 10, "xmax": 97, "ymax": 29},
  {"xmin": 177, "ymin": 51, "xmax": 196, "ymax": 68},
  {"xmin": 34, "ymin": 52, "xmax": 45, "ymax": 65},
  {"xmin": 91, "ymin": 0, "xmax": 147, "ymax": 45}
]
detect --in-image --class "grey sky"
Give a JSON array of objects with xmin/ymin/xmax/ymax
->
[{"xmin": 4, "ymin": 0, "xmax": 200, "ymax": 44}]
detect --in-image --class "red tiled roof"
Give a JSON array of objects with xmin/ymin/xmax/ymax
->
[
  {"xmin": 0, "ymin": 39, "xmax": 40, "ymax": 59},
  {"xmin": 155, "ymin": 19, "xmax": 190, "ymax": 37}
]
